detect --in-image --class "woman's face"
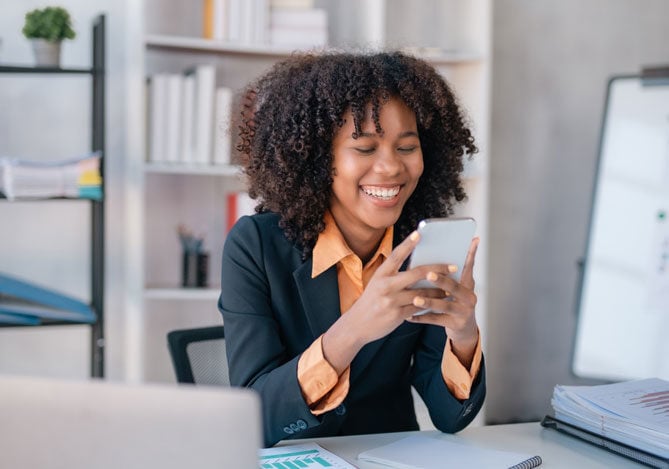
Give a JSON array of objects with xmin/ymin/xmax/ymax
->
[{"xmin": 329, "ymin": 96, "xmax": 424, "ymax": 247}]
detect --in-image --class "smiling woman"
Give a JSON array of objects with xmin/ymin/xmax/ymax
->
[{"xmin": 219, "ymin": 51, "xmax": 485, "ymax": 447}]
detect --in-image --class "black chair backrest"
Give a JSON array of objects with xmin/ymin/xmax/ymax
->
[{"xmin": 167, "ymin": 326, "xmax": 228, "ymax": 385}]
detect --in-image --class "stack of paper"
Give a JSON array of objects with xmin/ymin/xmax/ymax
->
[
  {"xmin": 0, "ymin": 152, "xmax": 102, "ymax": 201},
  {"xmin": 551, "ymin": 378, "xmax": 669, "ymax": 458}
]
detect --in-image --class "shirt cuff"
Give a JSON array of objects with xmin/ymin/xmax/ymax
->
[
  {"xmin": 297, "ymin": 335, "xmax": 350, "ymax": 415},
  {"xmin": 441, "ymin": 330, "xmax": 482, "ymax": 400}
]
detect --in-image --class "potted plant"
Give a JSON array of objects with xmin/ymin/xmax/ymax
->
[{"xmin": 22, "ymin": 6, "xmax": 76, "ymax": 67}]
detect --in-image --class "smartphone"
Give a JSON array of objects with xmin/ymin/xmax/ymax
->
[{"xmin": 408, "ymin": 216, "xmax": 476, "ymax": 291}]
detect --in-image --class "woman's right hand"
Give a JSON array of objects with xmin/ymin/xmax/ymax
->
[{"xmin": 321, "ymin": 231, "xmax": 450, "ymax": 373}]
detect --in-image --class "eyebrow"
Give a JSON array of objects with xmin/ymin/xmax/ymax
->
[{"xmin": 355, "ymin": 130, "xmax": 419, "ymax": 139}]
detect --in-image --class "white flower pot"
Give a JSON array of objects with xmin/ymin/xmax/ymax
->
[{"xmin": 31, "ymin": 39, "xmax": 61, "ymax": 67}]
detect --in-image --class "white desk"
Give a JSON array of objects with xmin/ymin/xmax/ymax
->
[{"xmin": 293, "ymin": 422, "xmax": 647, "ymax": 468}]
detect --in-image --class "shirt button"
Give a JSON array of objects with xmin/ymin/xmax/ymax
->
[
  {"xmin": 335, "ymin": 404, "xmax": 346, "ymax": 416},
  {"xmin": 296, "ymin": 419, "xmax": 307, "ymax": 430},
  {"xmin": 283, "ymin": 426, "xmax": 294, "ymax": 434}
]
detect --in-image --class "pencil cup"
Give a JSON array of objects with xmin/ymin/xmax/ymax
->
[{"xmin": 182, "ymin": 251, "xmax": 209, "ymax": 288}]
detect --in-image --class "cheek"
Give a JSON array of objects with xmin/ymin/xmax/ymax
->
[{"xmin": 410, "ymin": 153, "xmax": 425, "ymax": 180}]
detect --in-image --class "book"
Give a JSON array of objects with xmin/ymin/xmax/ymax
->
[
  {"xmin": 203, "ymin": 0, "xmax": 228, "ymax": 40},
  {"xmin": 191, "ymin": 65, "xmax": 216, "ymax": 165},
  {"xmin": 547, "ymin": 378, "xmax": 669, "ymax": 464},
  {"xmin": 0, "ymin": 152, "xmax": 102, "ymax": 201},
  {"xmin": 268, "ymin": 8, "xmax": 327, "ymax": 48},
  {"xmin": 0, "ymin": 272, "xmax": 96, "ymax": 324},
  {"xmin": 165, "ymin": 73, "xmax": 184, "ymax": 164},
  {"xmin": 148, "ymin": 73, "xmax": 168, "ymax": 163},
  {"xmin": 357, "ymin": 434, "xmax": 542, "ymax": 469},
  {"xmin": 212, "ymin": 86, "xmax": 234, "ymax": 165},
  {"xmin": 179, "ymin": 74, "xmax": 196, "ymax": 163},
  {"xmin": 226, "ymin": 191, "xmax": 256, "ymax": 232}
]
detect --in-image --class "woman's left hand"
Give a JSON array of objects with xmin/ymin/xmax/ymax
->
[{"xmin": 408, "ymin": 237, "xmax": 480, "ymax": 366}]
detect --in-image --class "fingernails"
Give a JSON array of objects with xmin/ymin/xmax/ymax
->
[
  {"xmin": 410, "ymin": 231, "xmax": 420, "ymax": 242},
  {"xmin": 448, "ymin": 265, "xmax": 458, "ymax": 273},
  {"xmin": 427, "ymin": 272, "xmax": 438, "ymax": 282},
  {"xmin": 413, "ymin": 296, "xmax": 425, "ymax": 307}
]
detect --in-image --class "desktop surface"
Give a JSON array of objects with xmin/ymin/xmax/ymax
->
[{"xmin": 289, "ymin": 422, "xmax": 647, "ymax": 468}]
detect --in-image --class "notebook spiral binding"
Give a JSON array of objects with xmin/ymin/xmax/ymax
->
[{"xmin": 509, "ymin": 455, "xmax": 543, "ymax": 469}]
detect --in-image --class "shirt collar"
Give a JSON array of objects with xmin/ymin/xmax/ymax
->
[{"xmin": 311, "ymin": 211, "xmax": 394, "ymax": 278}]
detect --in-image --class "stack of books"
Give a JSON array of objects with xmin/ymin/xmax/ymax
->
[
  {"xmin": 0, "ymin": 152, "xmax": 102, "ymax": 201},
  {"xmin": 147, "ymin": 66, "xmax": 233, "ymax": 167},
  {"xmin": 544, "ymin": 378, "xmax": 669, "ymax": 467},
  {"xmin": 201, "ymin": 0, "xmax": 328, "ymax": 48}
]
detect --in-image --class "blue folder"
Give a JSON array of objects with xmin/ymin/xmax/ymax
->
[{"xmin": 0, "ymin": 273, "xmax": 96, "ymax": 324}]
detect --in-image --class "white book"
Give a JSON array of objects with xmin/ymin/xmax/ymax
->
[
  {"xmin": 254, "ymin": 0, "xmax": 269, "ymax": 44},
  {"xmin": 269, "ymin": 27, "xmax": 327, "ymax": 48},
  {"xmin": 239, "ymin": 0, "xmax": 255, "ymax": 44},
  {"xmin": 149, "ymin": 74, "xmax": 168, "ymax": 163},
  {"xmin": 213, "ymin": 87, "xmax": 234, "ymax": 166},
  {"xmin": 192, "ymin": 65, "xmax": 216, "ymax": 165},
  {"xmin": 179, "ymin": 74, "xmax": 196, "ymax": 163},
  {"xmin": 269, "ymin": 8, "xmax": 327, "ymax": 28},
  {"xmin": 227, "ymin": 0, "xmax": 242, "ymax": 42},
  {"xmin": 269, "ymin": 0, "xmax": 314, "ymax": 8},
  {"xmin": 165, "ymin": 73, "xmax": 183, "ymax": 163},
  {"xmin": 213, "ymin": 0, "xmax": 228, "ymax": 40}
]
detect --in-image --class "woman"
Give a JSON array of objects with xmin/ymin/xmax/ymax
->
[{"xmin": 219, "ymin": 51, "xmax": 485, "ymax": 447}]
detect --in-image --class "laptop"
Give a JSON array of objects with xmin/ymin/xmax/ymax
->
[{"xmin": 0, "ymin": 374, "xmax": 262, "ymax": 469}]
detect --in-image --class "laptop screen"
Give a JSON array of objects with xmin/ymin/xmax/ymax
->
[{"xmin": 0, "ymin": 374, "xmax": 262, "ymax": 469}]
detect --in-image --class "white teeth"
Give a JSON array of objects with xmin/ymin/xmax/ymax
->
[{"xmin": 363, "ymin": 186, "xmax": 400, "ymax": 200}]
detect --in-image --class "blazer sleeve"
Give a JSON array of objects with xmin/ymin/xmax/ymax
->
[
  {"xmin": 411, "ymin": 324, "xmax": 486, "ymax": 433},
  {"xmin": 218, "ymin": 216, "xmax": 323, "ymax": 447}
]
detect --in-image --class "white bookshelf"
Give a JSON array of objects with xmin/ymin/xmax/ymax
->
[{"xmin": 124, "ymin": 0, "xmax": 491, "ymax": 409}]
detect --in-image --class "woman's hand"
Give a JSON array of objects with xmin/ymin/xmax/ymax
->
[
  {"xmin": 407, "ymin": 237, "xmax": 480, "ymax": 367},
  {"xmin": 321, "ymin": 231, "xmax": 447, "ymax": 374}
]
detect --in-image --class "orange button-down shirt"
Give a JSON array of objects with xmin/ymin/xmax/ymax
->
[{"xmin": 297, "ymin": 212, "xmax": 482, "ymax": 415}]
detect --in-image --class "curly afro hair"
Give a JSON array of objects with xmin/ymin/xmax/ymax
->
[{"xmin": 237, "ymin": 50, "xmax": 477, "ymax": 258}]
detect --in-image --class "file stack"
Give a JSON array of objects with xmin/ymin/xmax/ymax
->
[
  {"xmin": 0, "ymin": 152, "xmax": 102, "ymax": 201},
  {"xmin": 550, "ymin": 378, "xmax": 669, "ymax": 461}
]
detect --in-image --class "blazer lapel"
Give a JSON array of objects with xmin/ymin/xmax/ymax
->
[{"xmin": 293, "ymin": 261, "xmax": 341, "ymax": 339}]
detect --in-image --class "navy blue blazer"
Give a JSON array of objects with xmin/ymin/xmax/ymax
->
[{"xmin": 219, "ymin": 212, "xmax": 485, "ymax": 447}]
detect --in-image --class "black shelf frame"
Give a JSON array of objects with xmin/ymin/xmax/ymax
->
[{"xmin": 0, "ymin": 15, "xmax": 106, "ymax": 378}]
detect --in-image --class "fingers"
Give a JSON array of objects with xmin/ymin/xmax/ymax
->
[
  {"xmin": 379, "ymin": 230, "xmax": 421, "ymax": 274},
  {"xmin": 460, "ymin": 237, "xmax": 480, "ymax": 290}
]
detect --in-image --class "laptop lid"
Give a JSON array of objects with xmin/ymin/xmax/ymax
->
[{"xmin": 0, "ymin": 374, "xmax": 262, "ymax": 469}]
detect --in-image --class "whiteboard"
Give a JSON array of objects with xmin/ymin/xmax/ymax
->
[{"xmin": 573, "ymin": 73, "xmax": 669, "ymax": 381}]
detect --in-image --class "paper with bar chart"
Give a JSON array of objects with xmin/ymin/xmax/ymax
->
[
  {"xmin": 552, "ymin": 378, "xmax": 669, "ymax": 457},
  {"xmin": 259, "ymin": 443, "xmax": 356, "ymax": 469}
]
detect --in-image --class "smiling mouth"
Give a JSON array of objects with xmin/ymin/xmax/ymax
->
[{"xmin": 361, "ymin": 185, "xmax": 401, "ymax": 200}]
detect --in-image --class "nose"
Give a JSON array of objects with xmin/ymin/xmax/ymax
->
[{"xmin": 373, "ymin": 147, "xmax": 402, "ymax": 176}]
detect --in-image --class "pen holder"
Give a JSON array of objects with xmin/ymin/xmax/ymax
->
[{"xmin": 182, "ymin": 251, "xmax": 209, "ymax": 288}]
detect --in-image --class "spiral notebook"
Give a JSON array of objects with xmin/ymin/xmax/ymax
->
[{"xmin": 357, "ymin": 434, "xmax": 542, "ymax": 469}]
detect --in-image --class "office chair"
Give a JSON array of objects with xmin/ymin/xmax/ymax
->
[{"xmin": 167, "ymin": 325, "xmax": 229, "ymax": 385}]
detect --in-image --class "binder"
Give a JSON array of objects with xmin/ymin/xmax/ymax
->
[
  {"xmin": 541, "ymin": 415, "xmax": 669, "ymax": 469},
  {"xmin": 0, "ymin": 273, "xmax": 96, "ymax": 324}
]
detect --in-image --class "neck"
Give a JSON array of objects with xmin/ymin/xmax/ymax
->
[{"xmin": 335, "ymin": 222, "xmax": 385, "ymax": 265}]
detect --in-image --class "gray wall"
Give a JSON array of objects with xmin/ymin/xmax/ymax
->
[{"xmin": 487, "ymin": 0, "xmax": 669, "ymax": 423}]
